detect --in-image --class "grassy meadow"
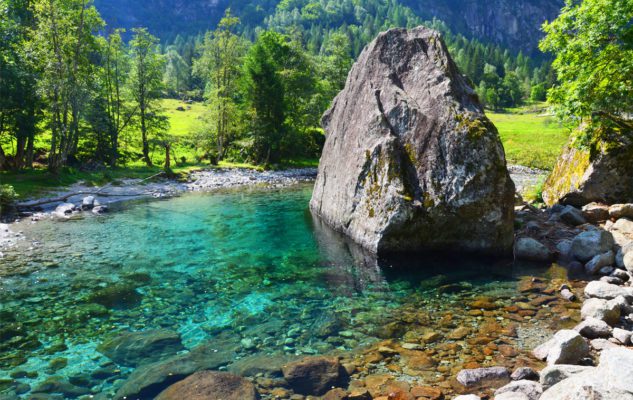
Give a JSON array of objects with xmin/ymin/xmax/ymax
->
[{"xmin": 488, "ymin": 105, "xmax": 569, "ymax": 170}]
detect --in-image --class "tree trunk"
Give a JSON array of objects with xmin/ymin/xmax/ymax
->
[
  {"xmin": 140, "ymin": 106, "xmax": 152, "ymax": 167},
  {"xmin": 164, "ymin": 143, "xmax": 171, "ymax": 170}
]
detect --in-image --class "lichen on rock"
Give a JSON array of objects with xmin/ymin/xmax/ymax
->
[{"xmin": 310, "ymin": 27, "xmax": 515, "ymax": 256}]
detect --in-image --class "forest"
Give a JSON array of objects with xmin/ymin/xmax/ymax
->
[{"xmin": 0, "ymin": 0, "xmax": 556, "ymax": 175}]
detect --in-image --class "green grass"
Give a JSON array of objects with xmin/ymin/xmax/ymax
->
[
  {"xmin": 488, "ymin": 105, "xmax": 570, "ymax": 170},
  {"xmin": 160, "ymin": 98, "xmax": 208, "ymax": 138}
]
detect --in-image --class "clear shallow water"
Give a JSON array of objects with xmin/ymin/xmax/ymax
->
[{"xmin": 0, "ymin": 184, "xmax": 570, "ymax": 398}]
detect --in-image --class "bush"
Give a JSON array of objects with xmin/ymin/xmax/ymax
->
[{"xmin": 0, "ymin": 185, "xmax": 18, "ymax": 216}]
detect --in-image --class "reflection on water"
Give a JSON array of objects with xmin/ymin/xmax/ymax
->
[{"xmin": 0, "ymin": 184, "xmax": 573, "ymax": 398}]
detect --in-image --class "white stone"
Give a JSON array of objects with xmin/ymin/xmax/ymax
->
[
  {"xmin": 494, "ymin": 380, "xmax": 542, "ymax": 400},
  {"xmin": 581, "ymin": 298, "xmax": 620, "ymax": 325}
]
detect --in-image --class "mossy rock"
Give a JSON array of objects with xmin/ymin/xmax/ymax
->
[{"xmin": 543, "ymin": 125, "xmax": 633, "ymax": 206}]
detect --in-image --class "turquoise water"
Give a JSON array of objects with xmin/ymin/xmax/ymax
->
[{"xmin": 0, "ymin": 184, "xmax": 556, "ymax": 398}]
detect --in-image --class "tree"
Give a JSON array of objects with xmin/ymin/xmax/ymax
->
[
  {"xmin": 130, "ymin": 27, "xmax": 166, "ymax": 167},
  {"xmin": 100, "ymin": 29, "xmax": 134, "ymax": 166},
  {"xmin": 242, "ymin": 31, "xmax": 286, "ymax": 164},
  {"xmin": 0, "ymin": 0, "xmax": 38, "ymax": 170},
  {"xmin": 540, "ymin": 0, "xmax": 633, "ymax": 130},
  {"xmin": 193, "ymin": 9, "xmax": 245, "ymax": 161},
  {"xmin": 31, "ymin": 0, "xmax": 103, "ymax": 171}
]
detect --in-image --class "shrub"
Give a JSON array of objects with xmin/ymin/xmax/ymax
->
[{"xmin": 0, "ymin": 185, "xmax": 18, "ymax": 216}]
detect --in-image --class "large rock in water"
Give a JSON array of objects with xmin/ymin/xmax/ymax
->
[
  {"xmin": 542, "ymin": 126, "xmax": 633, "ymax": 207},
  {"xmin": 310, "ymin": 27, "xmax": 515, "ymax": 256}
]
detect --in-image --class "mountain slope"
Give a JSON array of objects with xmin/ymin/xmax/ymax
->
[{"xmin": 95, "ymin": 0, "xmax": 563, "ymax": 55}]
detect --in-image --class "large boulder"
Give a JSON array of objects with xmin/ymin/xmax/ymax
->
[
  {"xmin": 310, "ymin": 27, "xmax": 515, "ymax": 256},
  {"xmin": 514, "ymin": 238, "xmax": 552, "ymax": 262},
  {"xmin": 542, "ymin": 127, "xmax": 633, "ymax": 207},
  {"xmin": 584, "ymin": 281, "xmax": 633, "ymax": 301},
  {"xmin": 155, "ymin": 371, "xmax": 259, "ymax": 400}
]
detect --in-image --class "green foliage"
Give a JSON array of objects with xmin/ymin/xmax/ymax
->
[
  {"xmin": 130, "ymin": 27, "xmax": 167, "ymax": 166},
  {"xmin": 540, "ymin": 0, "xmax": 633, "ymax": 133},
  {"xmin": 0, "ymin": 184, "xmax": 18, "ymax": 215}
]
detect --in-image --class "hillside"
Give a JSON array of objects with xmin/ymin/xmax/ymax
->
[{"xmin": 94, "ymin": 0, "xmax": 563, "ymax": 55}]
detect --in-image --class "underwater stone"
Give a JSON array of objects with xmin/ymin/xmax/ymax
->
[
  {"xmin": 156, "ymin": 371, "xmax": 260, "ymax": 400},
  {"xmin": 282, "ymin": 356, "xmax": 349, "ymax": 396},
  {"xmin": 97, "ymin": 329, "xmax": 185, "ymax": 367},
  {"xmin": 87, "ymin": 283, "xmax": 142, "ymax": 310},
  {"xmin": 311, "ymin": 27, "xmax": 515, "ymax": 256},
  {"xmin": 114, "ymin": 342, "xmax": 236, "ymax": 400}
]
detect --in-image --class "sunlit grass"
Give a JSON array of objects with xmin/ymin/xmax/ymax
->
[{"xmin": 488, "ymin": 104, "xmax": 569, "ymax": 170}]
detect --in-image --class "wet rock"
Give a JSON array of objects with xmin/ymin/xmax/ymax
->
[
  {"xmin": 155, "ymin": 371, "xmax": 259, "ymax": 400},
  {"xmin": 97, "ymin": 329, "xmax": 184, "ymax": 367},
  {"xmin": 585, "ymin": 281, "xmax": 633, "ymax": 301},
  {"xmin": 570, "ymin": 230, "xmax": 615, "ymax": 262},
  {"xmin": 310, "ymin": 27, "xmax": 515, "ymax": 256},
  {"xmin": 582, "ymin": 203, "xmax": 610, "ymax": 223},
  {"xmin": 282, "ymin": 356, "xmax": 348, "ymax": 396},
  {"xmin": 560, "ymin": 206, "xmax": 586, "ymax": 226},
  {"xmin": 540, "ymin": 364, "xmax": 592, "ymax": 390},
  {"xmin": 581, "ymin": 298, "xmax": 621, "ymax": 325},
  {"xmin": 532, "ymin": 330, "xmax": 589, "ymax": 365},
  {"xmin": 585, "ymin": 251, "xmax": 615, "ymax": 275},
  {"xmin": 610, "ymin": 204, "xmax": 633, "ymax": 220},
  {"xmin": 456, "ymin": 366, "xmax": 510, "ymax": 389},
  {"xmin": 511, "ymin": 367, "xmax": 539, "ymax": 381},
  {"xmin": 514, "ymin": 238, "xmax": 552, "ymax": 262},
  {"xmin": 88, "ymin": 283, "xmax": 142, "ymax": 309},
  {"xmin": 114, "ymin": 343, "xmax": 236, "ymax": 400},
  {"xmin": 575, "ymin": 317, "xmax": 612, "ymax": 339},
  {"xmin": 494, "ymin": 380, "xmax": 542, "ymax": 400}
]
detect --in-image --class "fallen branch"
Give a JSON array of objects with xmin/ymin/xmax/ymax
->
[
  {"xmin": 17, "ymin": 171, "xmax": 167, "ymax": 209},
  {"xmin": 17, "ymin": 191, "xmax": 152, "ymax": 209}
]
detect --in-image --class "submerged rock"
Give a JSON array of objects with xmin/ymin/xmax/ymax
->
[
  {"xmin": 97, "ymin": 329, "xmax": 184, "ymax": 367},
  {"xmin": 310, "ymin": 27, "xmax": 515, "ymax": 256},
  {"xmin": 282, "ymin": 356, "xmax": 349, "ymax": 396},
  {"xmin": 156, "ymin": 371, "xmax": 259, "ymax": 400},
  {"xmin": 113, "ymin": 343, "xmax": 236, "ymax": 400}
]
